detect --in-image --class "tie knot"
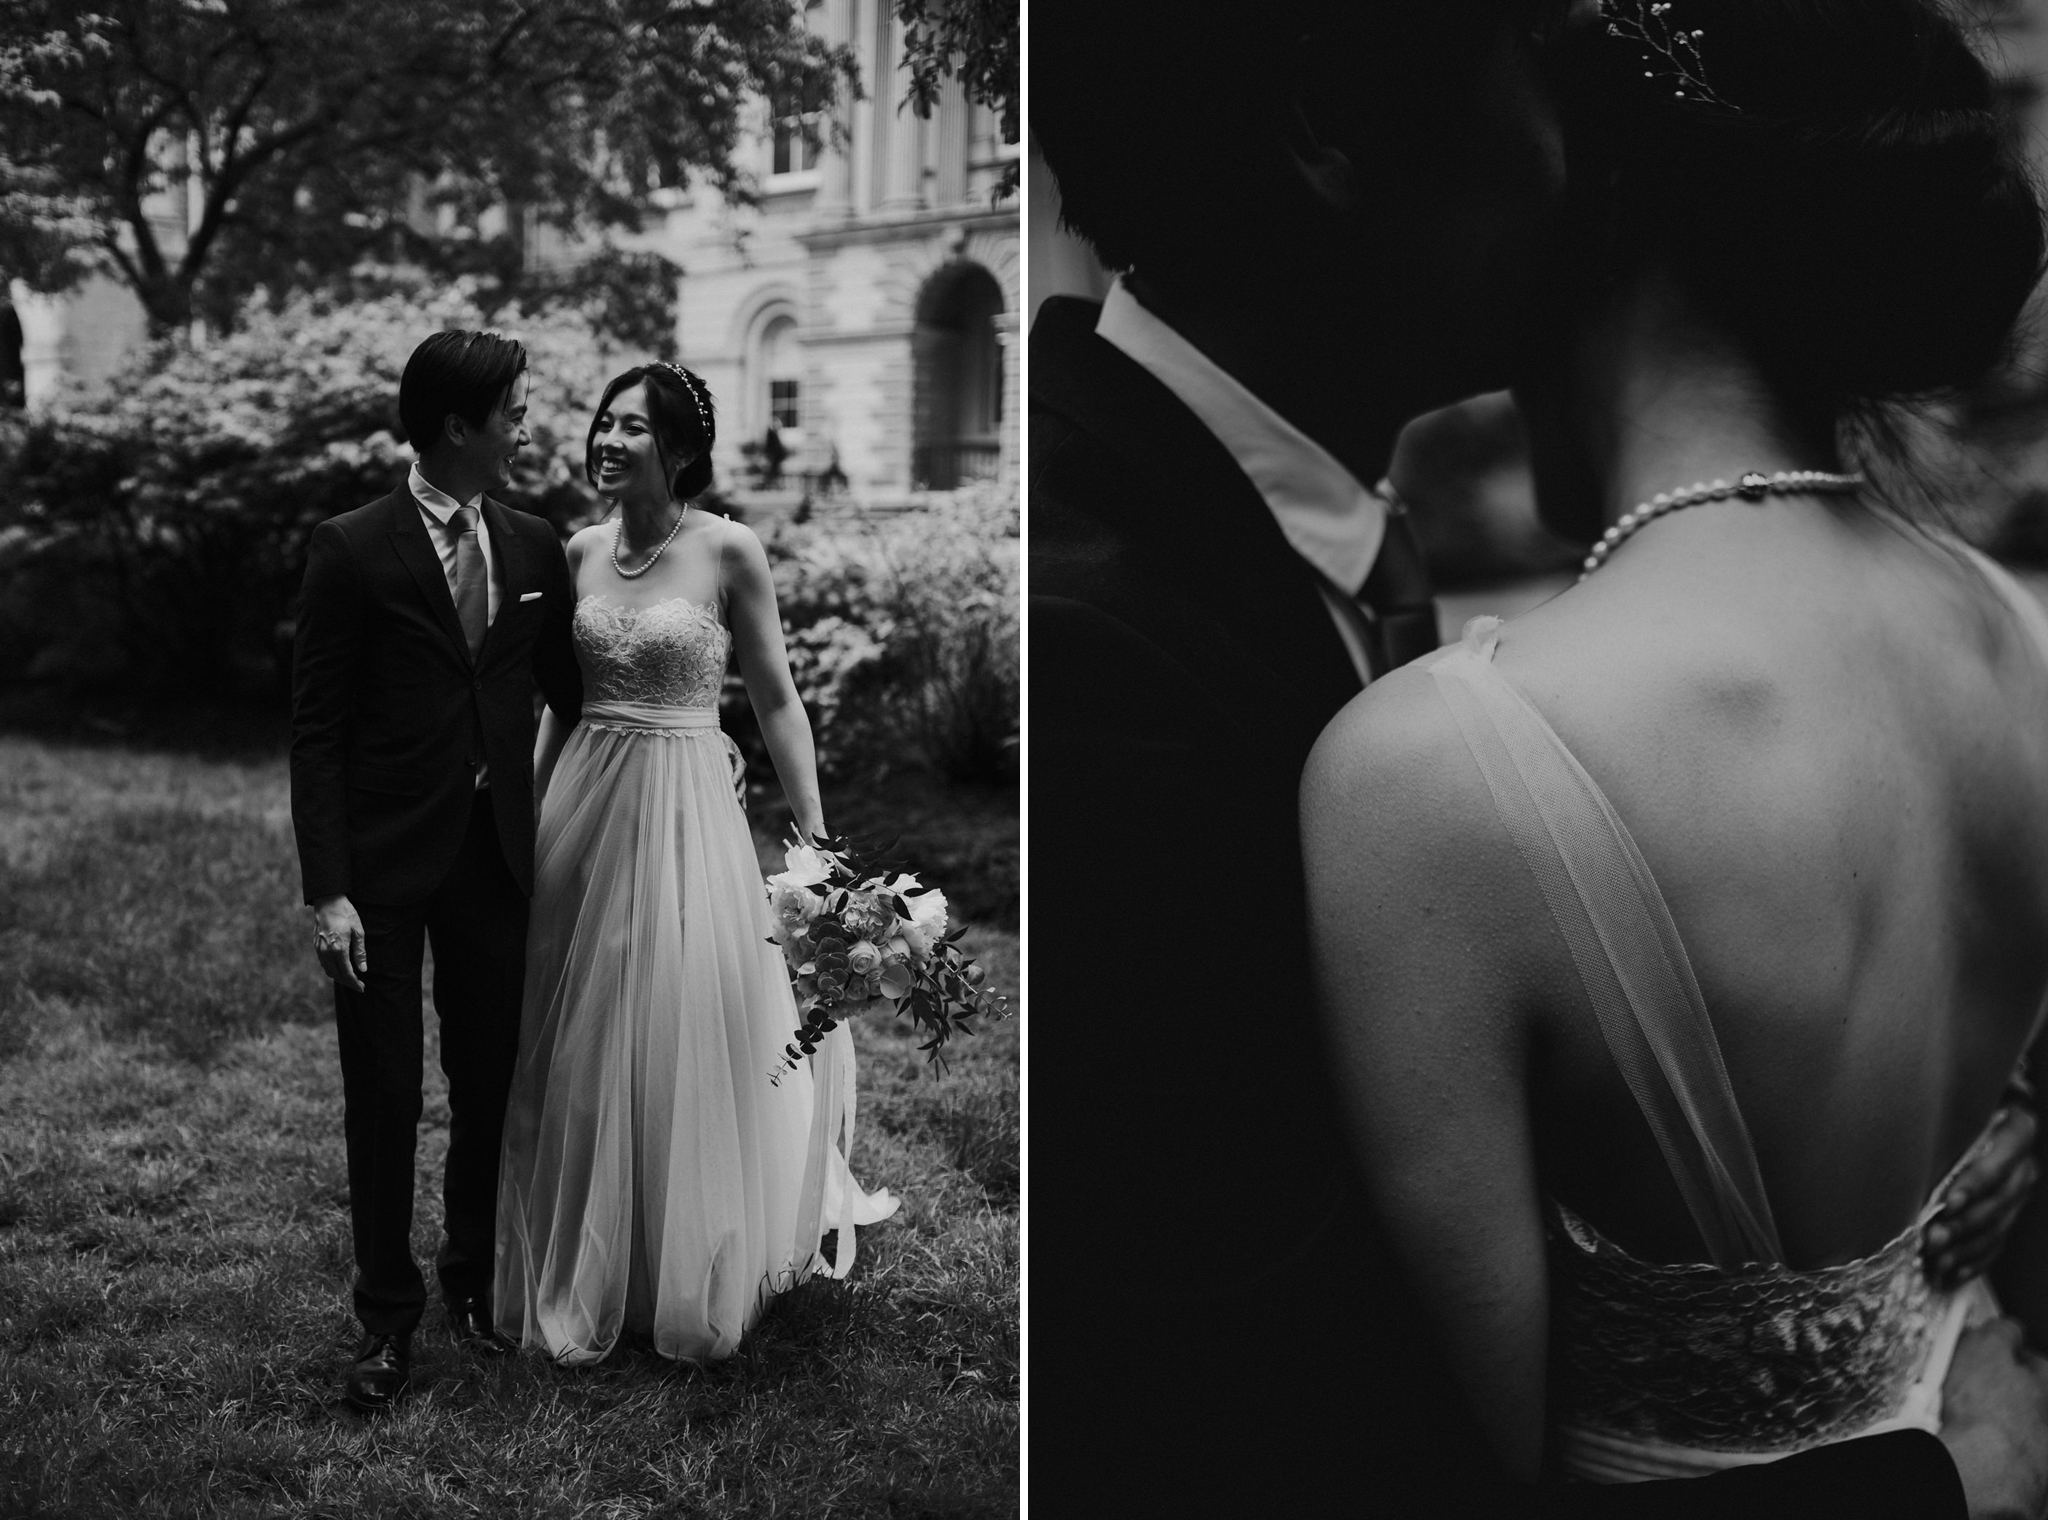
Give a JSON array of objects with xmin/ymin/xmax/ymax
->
[{"xmin": 448, "ymin": 506, "xmax": 477, "ymax": 534}]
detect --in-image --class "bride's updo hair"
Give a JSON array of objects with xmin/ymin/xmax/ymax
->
[
  {"xmin": 584, "ymin": 361, "xmax": 718, "ymax": 500},
  {"xmin": 1559, "ymin": 0, "xmax": 2044, "ymax": 410}
]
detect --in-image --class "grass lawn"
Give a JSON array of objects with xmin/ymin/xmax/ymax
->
[{"xmin": 0, "ymin": 733, "xmax": 1019, "ymax": 1519}]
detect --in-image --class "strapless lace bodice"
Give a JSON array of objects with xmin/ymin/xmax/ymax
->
[
  {"xmin": 1548, "ymin": 1201, "xmax": 1951, "ymax": 1457},
  {"xmin": 575, "ymin": 595, "xmax": 730, "ymax": 709}
]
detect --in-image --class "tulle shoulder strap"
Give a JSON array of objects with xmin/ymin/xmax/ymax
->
[
  {"xmin": 1429, "ymin": 617, "xmax": 1786, "ymax": 1269},
  {"xmin": 1951, "ymin": 538, "xmax": 2048, "ymax": 675}
]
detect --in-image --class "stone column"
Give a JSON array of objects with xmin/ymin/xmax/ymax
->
[
  {"xmin": 860, "ymin": 0, "xmax": 888, "ymax": 213},
  {"xmin": 815, "ymin": 0, "xmax": 855, "ymax": 219},
  {"xmin": 934, "ymin": 73, "xmax": 967, "ymax": 208},
  {"xmin": 881, "ymin": 14, "xmax": 924, "ymax": 211},
  {"xmin": 995, "ymin": 310, "xmax": 1020, "ymax": 491}
]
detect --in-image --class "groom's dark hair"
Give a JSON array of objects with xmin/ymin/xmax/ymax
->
[
  {"xmin": 398, "ymin": 330, "xmax": 528, "ymax": 451},
  {"xmin": 1035, "ymin": 0, "xmax": 1567, "ymax": 280}
]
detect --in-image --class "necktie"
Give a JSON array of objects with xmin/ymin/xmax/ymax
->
[
  {"xmin": 447, "ymin": 506, "xmax": 487, "ymax": 660},
  {"xmin": 1354, "ymin": 482, "xmax": 1439, "ymax": 679}
]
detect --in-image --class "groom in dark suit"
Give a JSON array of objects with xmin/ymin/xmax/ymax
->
[
  {"xmin": 290, "ymin": 331, "xmax": 581, "ymax": 1411},
  {"xmin": 1031, "ymin": 3, "xmax": 2047, "ymax": 1516}
]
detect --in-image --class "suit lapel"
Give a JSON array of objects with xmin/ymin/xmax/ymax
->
[
  {"xmin": 386, "ymin": 485, "xmax": 473, "ymax": 667},
  {"xmin": 478, "ymin": 496, "xmax": 525, "ymax": 665},
  {"xmin": 1031, "ymin": 298, "xmax": 1363, "ymax": 725}
]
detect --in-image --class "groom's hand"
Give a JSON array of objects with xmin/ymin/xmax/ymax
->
[
  {"xmin": 312, "ymin": 895, "xmax": 369, "ymax": 993},
  {"xmin": 1939, "ymin": 1317, "xmax": 2048, "ymax": 1520},
  {"xmin": 1928, "ymin": 1102, "xmax": 2040, "ymax": 1290}
]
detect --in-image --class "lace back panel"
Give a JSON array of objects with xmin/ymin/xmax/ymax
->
[{"xmin": 576, "ymin": 595, "xmax": 730, "ymax": 709}]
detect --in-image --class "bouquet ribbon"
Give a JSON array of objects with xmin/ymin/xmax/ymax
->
[{"xmin": 579, "ymin": 700, "xmax": 747, "ymax": 803}]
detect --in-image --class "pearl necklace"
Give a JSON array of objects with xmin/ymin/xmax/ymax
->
[
  {"xmin": 1579, "ymin": 468, "xmax": 1865, "ymax": 581},
  {"xmin": 611, "ymin": 506, "xmax": 687, "ymax": 580}
]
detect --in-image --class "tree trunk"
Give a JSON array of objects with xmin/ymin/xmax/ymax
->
[{"xmin": 134, "ymin": 271, "xmax": 194, "ymax": 339}]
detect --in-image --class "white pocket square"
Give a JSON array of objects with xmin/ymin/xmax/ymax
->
[{"xmin": 519, "ymin": 591, "xmax": 544, "ymax": 602}]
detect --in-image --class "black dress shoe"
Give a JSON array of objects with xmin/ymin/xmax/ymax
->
[
  {"xmin": 449, "ymin": 1298, "xmax": 513, "ymax": 1355},
  {"xmin": 343, "ymin": 1332, "xmax": 410, "ymax": 1412}
]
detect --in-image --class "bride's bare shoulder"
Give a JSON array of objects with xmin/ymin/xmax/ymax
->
[
  {"xmin": 566, "ymin": 520, "xmax": 611, "ymax": 564},
  {"xmin": 1301, "ymin": 655, "xmax": 1498, "ymax": 865}
]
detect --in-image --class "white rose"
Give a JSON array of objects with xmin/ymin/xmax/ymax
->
[
  {"xmin": 766, "ymin": 878, "xmax": 823, "ymax": 941},
  {"xmin": 773, "ymin": 841, "xmax": 836, "ymax": 889},
  {"xmin": 841, "ymin": 891, "xmax": 896, "ymax": 942},
  {"xmin": 899, "ymin": 886, "xmax": 949, "ymax": 956}
]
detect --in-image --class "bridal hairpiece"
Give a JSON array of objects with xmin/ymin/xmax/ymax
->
[
  {"xmin": 650, "ymin": 360, "xmax": 711, "ymax": 432},
  {"xmin": 1600, "ymin": 0, "xmax": 1737, "ymax": 112}
]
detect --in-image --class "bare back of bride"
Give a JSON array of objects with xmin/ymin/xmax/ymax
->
[{"xmin": 1303, "ymin": 0, "xmax": 2048, "ymax": 1499}]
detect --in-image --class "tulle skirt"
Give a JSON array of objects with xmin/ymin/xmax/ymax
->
[{"xmin": 494, "ymin": 701, "xmax": 897, "ymax": 1365}]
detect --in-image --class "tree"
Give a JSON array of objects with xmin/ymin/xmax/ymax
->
[
  {"xmin": 0, "ymin": 0, "xmax": 856, "ymax": 334},
  {"xmin": 894, "ymin": 0, "xmax": 1017, "ymax": 197}
]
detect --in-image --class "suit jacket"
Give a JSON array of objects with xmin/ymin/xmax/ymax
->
[
  {"xmin": 289, "ymin": 483, "xmax": 581, "ymax": 907},
  {"xmin": 1026, "ymin": 296, "xmax": 1967, "ymax": 1520}
]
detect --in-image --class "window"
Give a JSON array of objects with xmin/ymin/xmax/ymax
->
[
  {"xmin": 756, "ymin": 315, "xmax": 802, "ymax": 437},
  {"xmin": 769, "ymin": 97, "xmax": 822, "ymax": 181},
  {"xmin": 771, "ymin": 115, "xmax": 815, "ymax": 177},
  {"xmin": 775, "ymin": 0, "xmax": 829, "ymax": 178}
]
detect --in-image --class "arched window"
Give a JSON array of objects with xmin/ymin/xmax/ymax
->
[
  {"xmin": 910, "ymin": 263, "xmax": 1004, "ymax": 490},
  {"xmin": 0, "ymin": 304, "xmax": 22, "ymax": 409},
  {"xmin": 760, "ymin": 315, "xmax": 801, "ymax": 435}
]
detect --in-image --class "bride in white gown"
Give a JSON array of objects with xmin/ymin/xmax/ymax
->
[
  {"xmin": 1303, "ymin": 0, "xmax": 2048, "ymax": 1497},
  {"xmin": 495, "ymin": 362, "xmax": 896, "ymax": 1365}
]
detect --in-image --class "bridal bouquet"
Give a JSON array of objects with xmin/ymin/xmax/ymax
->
[{"xmin": 764, "ymin": 834, "xmax": 1008, "ymax": 1082}]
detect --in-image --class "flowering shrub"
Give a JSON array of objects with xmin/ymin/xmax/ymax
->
[
  {"xmin": 0, "ymin": 279, "xmax": 628, "ymax": 690},
  {"xmin": 727, "ymin": 484, "xmax": 1019, "ymax": 784},
  {"xmin": 0, "ymin": 279, "xmax": 1019, "ymax": 793}
]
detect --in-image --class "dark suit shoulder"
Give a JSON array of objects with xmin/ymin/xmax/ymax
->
[
  {"xmin": 321, "ymin": 485, "xmax": 412, "ymax": 541},
  {"xmin": 1031, "ymin": 592, "xmax": 1197, "ymax": 705},
  {"xmin": 483, "ymin": 497, "xmax": 565, "ymax": 540},
  {"xmin": 1029, "ymin": 487, "xmax": 1148, "ymax": 611}
]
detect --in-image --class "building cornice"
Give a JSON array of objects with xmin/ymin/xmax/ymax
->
[{"xmin": 795, "ymin": 203, "xmax": 1018, "ymax": 252}]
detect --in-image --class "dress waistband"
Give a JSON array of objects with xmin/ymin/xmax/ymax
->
[
  {"xmin": 581, "ymin": 700, "xmax": 721, "ymax": 731},
  {"xmin": 1556, "ymin": 1278, "xmax": 1996, "ymax": 1483}
]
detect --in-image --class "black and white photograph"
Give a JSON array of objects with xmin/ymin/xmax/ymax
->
[
  {"xmin": 26, "ymin": 0, "xmax": 2048, "ymax": 1513},
  {"xmin": 0, "ymin": 1, "xmax": 1018, "ymax": 1514},
  {"xmin": 1031, "ymin": 1, "xmax": 2048, "ymax": 1516}
]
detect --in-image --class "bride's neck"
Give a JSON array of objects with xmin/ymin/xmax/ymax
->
[
  {"xmin": 1575, "ymin": 272, "xmax": 1841, "ymax": 530},
  {"xmin": 617, "ymin": 489, "xmax": 681, "ymax": 544}
]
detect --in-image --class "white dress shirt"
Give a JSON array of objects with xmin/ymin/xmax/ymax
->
[
  {"xmin": 408, "ymin": 461, "xmax": 499, "ymax": 787},
  {"xmin": 1094, "ymin": 276, "xmax": 1385, "ymax": 684}
]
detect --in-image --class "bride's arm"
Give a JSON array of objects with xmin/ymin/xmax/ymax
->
[
  {"xmin": 724, "ymin": 520, "xmax": 826, "ymax": 841},
  {"xmin": 534, "ymin": 706, "xmax": 572, "ymax": 805},
  {"xmin": 1991, "ymin": 1047, "xmax": 2048, "ymax": 1352},
  {"xmin": 1300, "ymin": 664, "xmax": 1552, "ymax": 1483},
  {"xmin": 533, "ymin": 527, "xmax": 594, "ymax": 807}
]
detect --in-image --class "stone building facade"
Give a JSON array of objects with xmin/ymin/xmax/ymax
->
[{"xmin": 610, "ymin": 0, "xmax": 1021, "ymax": 506}]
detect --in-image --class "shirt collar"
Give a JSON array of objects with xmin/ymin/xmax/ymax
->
[
  {"xmin": 409, "ymin": 461, "xmax": 483, "ymax": 525},
  {"xmin": 1094, "ymin": 276, "xmax": 1385, "ymax": 593}
]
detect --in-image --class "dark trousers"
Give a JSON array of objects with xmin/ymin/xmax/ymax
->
[{"xmin": 334, "ymin": 789, "xmax": 526, "ymax": 1339}]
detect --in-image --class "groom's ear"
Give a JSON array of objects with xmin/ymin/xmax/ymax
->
[
  {"xmin": 1277, "ymin": 95, "xmax": 1359, "ymax": 217},
  {"xmin": 1268, "ymin": 29, "xmax": 1397, "ymax": 224}
]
